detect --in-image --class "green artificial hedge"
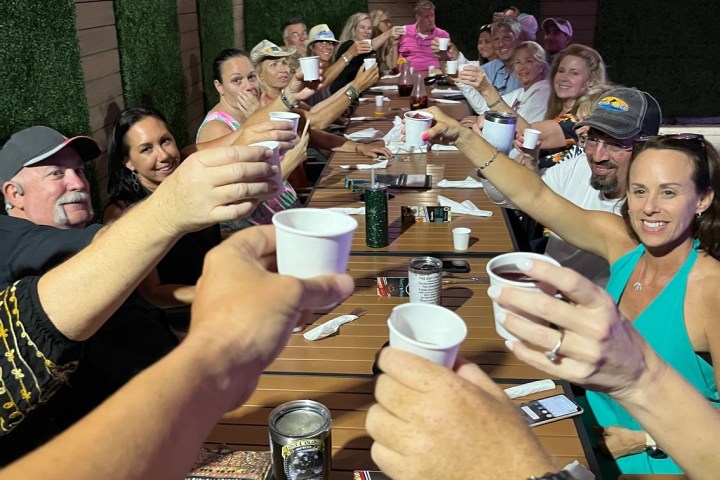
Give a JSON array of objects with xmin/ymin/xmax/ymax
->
[
  {"xmin": 244, "ymin": 0, "xmax": 367, "ymax": 50},
  {"xmin": 198, "ymin": 0, "xmax": 235, "ymax": 112},
  {"xmin": 593, "ymin": 0, "xmax": 720, "ymax": 121},
  {"xmin": 0, "ymin": 0, "xmax": 100, "ymax": 209},
  {"xmin": 114, "ymin": 0, "xmax": 189, "ymax": 146},
  {"xmin": 436, "ymin": 1, "xmax": 540, "ymax": 64}
]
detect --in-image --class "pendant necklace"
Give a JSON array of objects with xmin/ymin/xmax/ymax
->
[{"xmin": 632, "ymin": 249, "xmax": 690, "ymax": 292}]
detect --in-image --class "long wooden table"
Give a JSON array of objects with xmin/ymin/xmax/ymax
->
[{"xmin": 204, "ymin": 88, "xmax": 600, "ymax": 478}]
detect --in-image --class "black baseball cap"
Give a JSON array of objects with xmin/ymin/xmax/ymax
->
[
  {"xmin": 576, "ymin": 88, "xmax": 662, "ymax": 140},
  {"xmin": 0, "ymin": 126, "xmax": 100, "ymax": 184}
]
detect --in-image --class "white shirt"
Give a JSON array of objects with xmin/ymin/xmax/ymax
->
[
  {"xmin": 458, "ymin": 79, "xmax": 551, "ymax": 124},
  {"xmin": 542, "ymin": 152, "xmax": 623, "ymax": 286}
]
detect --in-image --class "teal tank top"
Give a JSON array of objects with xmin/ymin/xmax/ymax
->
[{"xmin": 587, "ymin": 241, "xmax": 718, "ymax": 474}]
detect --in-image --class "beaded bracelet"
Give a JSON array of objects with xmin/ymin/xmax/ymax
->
[
  {"xmin": 477, "ymin": 148, "xmax": 500, "ymax": 171},
  {"xmin": 280, "ymin": 89, "xmax": 297, "ymax": 110}
]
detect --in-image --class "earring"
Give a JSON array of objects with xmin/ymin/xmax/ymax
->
[
  {"xmin": 130, "ymin": 171, "xmax": 142, "ymax": 193},
  {"xmin": 696, "ymin": 212, "xmax": 702, "ymax": 219}
]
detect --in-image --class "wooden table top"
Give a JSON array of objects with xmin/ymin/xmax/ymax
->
[
  {"xmin": 267, "ymin": 255, "xmax": 547, "ymax": 380},
  {"xmin": 205, "ymin": 375, "xmax": 591, "ymax": 479}
]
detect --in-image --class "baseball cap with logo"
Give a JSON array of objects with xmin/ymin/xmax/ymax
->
[
  {"xmin": 541, "ymin": 18, "xmax": 573, "ymax": 37},
  {"xmin": 576, "ymin": 88, "xmax": 662, "ymax": 140},
  {"xmin": 305, "ymin": 24, "xmax": 339, "ymax": 47},
  {"xmin": 0, "ymin": 126, "xmax": 101, "ymax": 184},
  {"xmin": 250, "ymin": 39, "xmax": 296, "ymax": 64}
]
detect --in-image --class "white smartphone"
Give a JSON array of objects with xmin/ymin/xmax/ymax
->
[{"xmin": 518, "ymin": 394, "xmax": 584, "ymax": 427}]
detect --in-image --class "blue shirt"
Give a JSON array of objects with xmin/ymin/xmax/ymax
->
[{"xmin": 481, "ymin": 60, "xmax": 522, "ymax": 96}]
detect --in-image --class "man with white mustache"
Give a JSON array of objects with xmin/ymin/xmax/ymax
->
[{"xmin": 0, "ymin": 125, "xmax": 283, "ymax": 463}]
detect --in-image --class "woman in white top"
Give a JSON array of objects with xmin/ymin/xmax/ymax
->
[{"xmin": 457, "ymin": 41, "xmax": 550, "ymax": 126}]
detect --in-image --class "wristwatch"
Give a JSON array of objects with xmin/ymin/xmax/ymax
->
[
  {"xmin": 645, "ymin": 432, "xmax": 668, "ymax": 459},
  {"xmin": 528, "ymin": 470, "xmax": 576, "ymax": 480},
  {"xmin": 344, "ymin": 85, "xmax": 359, "ymax": 103},
  {"xmin": 279, "ymin": 89, "xmax": 298, "ymax": 110}
]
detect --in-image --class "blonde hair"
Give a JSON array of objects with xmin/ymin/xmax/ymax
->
[
  {"xmin": 339, "ymin": 12, "xmax": 371, "ymax": 43},
  {"xmin": 573, "ymin": 83, "xmax": 616, "ymax": 119},
  {"xmin": 546, "ymin": 44, "xmax": 607, "ymax": 119},
  {"xmin": 512, "ymin": 41, "xmax": 549, "ymax": 79},
  {"xmin": 369, "ymin": 10, "xmax": 389, "ymax": 36}
]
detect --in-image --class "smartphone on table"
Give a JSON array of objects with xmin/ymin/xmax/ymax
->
[{"xmin": 518, "ymin": 394, "xmax": 583, "ymax": 427}]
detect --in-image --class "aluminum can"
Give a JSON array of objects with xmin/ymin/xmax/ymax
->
[
  {"xmin": 269, "ymin": 400, "xmax": 332, "ymax": 480},
  {"xmin": 408, "ymin": 256, "xmax": 442, "ymax": 304}
]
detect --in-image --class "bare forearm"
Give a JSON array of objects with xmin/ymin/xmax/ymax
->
[
  {"xmin": 38, "ymin": 197, "xmax": 180, "ymax": 340},
  {"xmin": 615, "ymin": 356, "xmax": 720, "ymax": 478},
  {"xmin": 322, "ymin": 60, "xmax": 346, "ymax": 86},
  {"xmin": 0, "ymin": 336, "xmax": 251, "ymax": 480}
]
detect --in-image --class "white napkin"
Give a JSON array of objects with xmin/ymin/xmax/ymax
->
[
  {"xmin": 369, "ymin": 85, "xmax": 398, "ymax": 91},
  {"xmin": 344, "ymin": 128, "xmax": 385, "ymax": 142},
  {"xmin": 437, "ymin": 176, "xmax": 483, "ymax": 188},
  {"xmin": 430, "ymin": 88, "xmax": 461, "ymax": 95},
  {"xmin": 437, "ymin": 195, "xmax": 492, "ymax": 217},
  {"xmin": 504, "ymin": 379, "xmax": 556, "ymax": 399},
  {"xmin": 359, "ymin": 96, "xmax": 390, "ymax": 102},
  {"xmin": 303, "ymin": 314, "xmax": 361, "ymax": 340},
  {"xmin": 431, "ymin": 98, "xmax": 461, "ymax": 104},
  {"xmin": 430, "ymin": 144, "xmax": 458, "ymax": 151},
  {"xmin": 562, "ymin": 461, "xmax": 595, "ymax": 480},
  {"xmin": 383, "ymin": 116, "xmax": 428, "ymax": 155},
  {"xmin": 339, "ymin": 159, "xmax": 389, "ymax": 170},
  {"xmin": 381, "ymin": 73, "xmax": 401, "ymax": 79},
  {"xmin": 326, "ymin": 207, "xmax": 365, "ymax": 215}
]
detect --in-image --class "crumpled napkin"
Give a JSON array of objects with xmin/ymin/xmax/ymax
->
[
  {"xmin": 303, "ymin": 313, "xmax": 361, "ymax": 340},
  {"xmin": 326, "ymin": 207, "xmax": 365, "ymax": 215},
  {"xmin": 430, "ymin": 88, "xmax": 461, "ymax": 95},
  {"xmin": 344, "ymin": 127, "xmax": 385, "ymax": 143},
  {"xmin": 381, "ymin": 73, "xmax": 401, "ymax": 79},
  {"xmin": 339, "ymin": 159, "xmax": 389, "ymax": 170},
  {"xmin": 504, "ymin": 379, "xmax": 556, "ymax": 399},
  {"xmin": 430, "ymin": 144, "xmax": 458, "ymax": 151},
  {"xmin": 383, "ymin": 116, "xmax": 428, "ymax": 154},
  {"xmin": 437, "ymin": 176, "xmax": 483, "ymax": 188},
  {"xmin": 437, "ymin": 195, "xmax": 492, "ymax": 217}
]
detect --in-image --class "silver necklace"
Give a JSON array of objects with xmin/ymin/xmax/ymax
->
[{"xmin": 632, "ymin": 250, "xmax": 689, "ymax": 292}]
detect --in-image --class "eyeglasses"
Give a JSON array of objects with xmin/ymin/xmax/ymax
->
[
  {"xmin": 581, "ymin": 135, "xmax": 635, "ymax": 155},
  {"xmin": 633, "ymin": 133, "xmax": 707, "ymax": 161},
  {"xmin": 315, "ymin": 41, "xmax": 335, "ymax": 48}
]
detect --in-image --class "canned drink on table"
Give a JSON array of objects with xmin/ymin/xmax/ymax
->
[
  {"xmin": 269, "ymin": 400, "xmax": 332, "ymax": 480},
  {"xmin": 408, "ymin": 256, "xmax": 443, "ymax": 304}
]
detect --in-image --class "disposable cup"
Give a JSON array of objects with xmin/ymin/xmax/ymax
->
[
  {"xmin": 298, "ymin": 56, "xmax": 320, "ymax": 81},
  {"xmin": 452, "ymin": 227, "xmax": 471, "ymax": 250},
  {"xmin": 363, "ymin": 39, "xmax": 372, "ymax": 46},
  {"xmin": 269, "ymin": 111, "xmax": 300, "ymax": 133},
  {"xmin": 273, "ymin": 209, "xmax": 358, "ymax": 279},
  {"xmin": 394, "ymin": 26, "xmax": 406, "ymax": 36},
  {"xmin": 438, "ymin": 37, "xmax": 450, "ymax": 50},
  {"xmin": 403, "ymin": 111, "xmax": 434, "ymax": 149},
  {"xmin": 249, "ymin": 140, "xmax": 283, "ymax": 194},
  {"xmin": 446, "ymin": 60, "xmax": 458, "ymax": 76},
  {"xmin": 388, "ymin": 303, "xmax": 467, "ymax": 368},
  {"xmin": 375, "ymin": 95, "xmax": 384, "ymax": 109},
  {"xmin": 522, "ymin": 128, "xmax": 541, "ymax": 149},
  {"xmin": 486, "ymin": 252, "xmax": 561, "ymax": 341},
  {"xmin": 363, "ymin": 57, "xmax": 377, "ymax": 70}
]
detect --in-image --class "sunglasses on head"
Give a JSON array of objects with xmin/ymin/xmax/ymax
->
[{"xmin": 633, "ymin": 133, "xmax": 707, "ymax": 160}]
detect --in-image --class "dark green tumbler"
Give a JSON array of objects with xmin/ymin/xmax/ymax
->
[{"xmin": 365, "ymin": 183, "xmax": 388, "ymax": 248}]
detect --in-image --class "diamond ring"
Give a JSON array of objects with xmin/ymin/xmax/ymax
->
[{"xmin": 545, "ymin": 330, "xmax": 565, "ymax": 362}]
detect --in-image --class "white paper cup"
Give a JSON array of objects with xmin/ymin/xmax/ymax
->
[
  {"xmin": 445, "ymin": 60, "xmax": 458, "ymax": 76},
  {"xmin": 363, "ymin": 57, "xmax": 377, "ymax": 70},
  {"xmin": 269, "ymin": 111, "xmax": 300, "ymax": 133},
  {"xmin": 298, "ymin": 56, "xmax": 320, "ymax": 81},
  {"xmin": 486, "ymin": 252, "xmax": 561, "ymax": 341},
  {"xmin": 248, "ymin": 140, "xmax": 283, "ymax": 193},
  {"xmin": 394, "ymin": 26, "xmax": 406, "ymax": 36},
  {"xmin": 273, "ymin": 209, "xmax": 358, "ymax": 279},
  {"xmin": 438, "ymin": 37, "xmax": 450, "ymax": 50},
  {"xmin": 452, "ymin": 227, "xmax": 471, "ymax": 251},
  {"xmin": 375, "ymin": 95, "xmax": 384, "ymax": 108},
  {"xmin": 522, "ymin": 128, "xmax": 541, "ymax": 149},
  {"xmin": 363, "ymin": 39, "xmax": 372, "ymax": 46},
  {"xmin": 404, "ymin": 111, "xmax": 434, "ymax": 149},
  {"xmin": 387, "ymin": 303, "xmax": 467, "ymax": 368}
]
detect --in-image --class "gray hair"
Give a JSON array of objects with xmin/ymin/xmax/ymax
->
[
  {"xmin": 414, "ymin": 0, "xmax": 435, "ymax": 15},
  {"xmin": 491, "ymin": 15, "xmax": 523, "ymax": 39}
]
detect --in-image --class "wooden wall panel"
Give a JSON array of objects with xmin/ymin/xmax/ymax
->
[
  {"xmin": 233, "ymin": 1, "xmax": 245, "ymax": 49},
  {"xmin": 178, "ymin": 1, "xmax": 204, "ymax": 143}
]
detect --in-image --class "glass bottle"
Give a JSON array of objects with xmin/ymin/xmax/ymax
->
[
  {"xmin": 409, "ymin": 72, "xmax": 428, "ymax": 110},
  {"xmin": 397, "ymin": 62, "xmax": 412, "ymax": 97}
]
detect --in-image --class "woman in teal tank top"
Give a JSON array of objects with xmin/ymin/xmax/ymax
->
[{"xmin": 423, "ymin": 112, "xmax": 720, "ymax": 477}]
